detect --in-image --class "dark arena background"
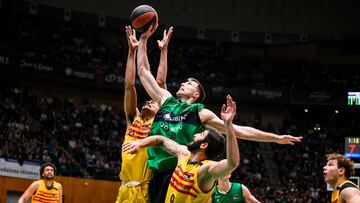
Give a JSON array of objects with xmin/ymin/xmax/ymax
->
[{"xmin": 1, "ymin": 0, "xmax": 360, "ymax": 202}]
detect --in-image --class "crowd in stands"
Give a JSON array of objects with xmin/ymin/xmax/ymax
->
[
  {"xmin": 0, "ymin": 86, "xmax": 123, "ymax": 179},
  {"xmin": 1, "ymin": 14, "xmax": 360, "ymax": 92}
]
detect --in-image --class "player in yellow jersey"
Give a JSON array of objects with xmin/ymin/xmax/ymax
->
[
  {"xmin": 18, "ymin": 163, "xmax": 63, "ymax": 203},
  {"xmin": 323, "ymin": 153, "xmax": 360, "ymax": 203},
  {"xmin": 115, "ymin": 25, "xmax": 173, "ymax": 203},
  {"xmin": 123, "ymin": 95, "xmax": 240, "ymax": 203}
]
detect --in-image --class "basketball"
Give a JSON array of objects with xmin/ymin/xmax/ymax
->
[{"xmin": 130, "ymin": 5, "xmax": 158, "ymax": 33}]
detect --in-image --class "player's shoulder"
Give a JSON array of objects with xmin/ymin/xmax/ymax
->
[
  {"xmin": 198, "ymin": 159, "xmax": 216, "ymax": 170},
  {"xmin": 340, "ymin": 186, "xmax": 360, "ymax": 201},
  {"xmin": 339, "ymin": 181, "xmax": 359, "ymax": 191},
  {"xmin": 53, "ymin": 180, "xmax": 63, "ymax": 190},
  {"xmin": 29, "ymin": 180, "xmax": 41, "ymax": 189},
  {"xmin": 33, "ymin": 180, "xmax": 41, "ymax": 185}
]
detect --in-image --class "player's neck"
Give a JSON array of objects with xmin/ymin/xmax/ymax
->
[
  {"xmin": 178, "ymin": 95, "xmax": 194, "ymax": 104},
  {"xmin": 332, "ymin": 177, "xmax": 346, "ymax": 190},
  {"xmin": 190, "ymin": 152, "xmax": 206, "ymax": 162},
  {"xmin": 217, "ymin": 180, "xmax": 231, "ymax": 194},
  {"xmin": 43, "ymin": 179, "xmax": 54, "ymax": 187}
]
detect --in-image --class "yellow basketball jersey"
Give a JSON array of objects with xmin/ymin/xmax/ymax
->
[
  {"xmin": 165, "ymin": 155, "xmax": 214, "ymax": 203},
  {"xmin": 331, "ymin": 180, "xmax": 359, "ymax": 203},
  {"xmin": 120, "ymin": 115, "xmax": 153, "ymax": 183},
  {"xmin": 32, "ymin": 179, "xmax": 61, "ymax": 203}
]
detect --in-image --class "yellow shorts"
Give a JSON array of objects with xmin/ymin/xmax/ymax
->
[{"xmin": 115, "ymin": 182, "xmax": 149, "ymax": 203}]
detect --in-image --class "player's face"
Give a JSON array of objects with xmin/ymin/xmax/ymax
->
[
  {"xmin": 141, "ymin": 100, "xmax": 159, "ymax": 114},
  {"xmin": 187, "ymin": 130, "xmax": 208, "ymax": 152},
  {"xmin": 323, "ymin": 159, "xmax": 340, "ymax": 184},
  {"xmin": 193, "ymin": 130, "xmax": 208, "ymax": 142},
  {"xmin": 176, "ymin": 79, "xmax": 200, "ymax": 100},
  {"xmin": 43, "ymin": 166, "xmax": 55, "ymax": 180}
]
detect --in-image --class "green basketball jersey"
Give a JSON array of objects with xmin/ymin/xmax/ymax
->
[
  {"xmin": 212, "ymin": 182, "xmax": 245, "ymax": 203},
  {"xmin": 147, "ymin": 97, "xmax": 206, "ymax": 172}
]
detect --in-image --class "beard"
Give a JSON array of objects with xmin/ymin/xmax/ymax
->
[
  {"xmin": 141, "ymin": 107, "xmax": 154, "ymax": 116},
  {"xmin": 187, "ymin": 139, "xmax": 204, "ymax": 153},
  {"xmin": 44, "ymin": 174, "xmax": 54, "ymax": 180}
]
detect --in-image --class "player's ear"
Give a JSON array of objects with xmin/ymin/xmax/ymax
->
[
  {"xmin": 200, "ymin": 143, "xmax": 208, "ymax": 149},
  {"xmin": 193, "ymin": 92, "xmax": 200, "ymax": 100},
  {"xmin": 338, "ymin": 167, "xmax": 345, "ymax": 176}
]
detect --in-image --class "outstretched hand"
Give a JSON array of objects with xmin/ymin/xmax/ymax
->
[
  {"xmin": 157, "ymin": 26, "xmax": 173, "ymax": 50},
  {"xmin": 140, "ymin": 23, "xmax": 158, "ymax": 40},
  {"xmin": 221, "ymin": 95, "xmax": 236, "ymax": 124},
  {"xmin": 125, "ymin": 25, "xmax": 139, "ymax": 51},
  {"xmin": 276, "ymin": 135, "xmax": 303, "ymax": 145},
  {"xmin": 122, "ymin": 141, "xmax": 142, "ymax": 154}
]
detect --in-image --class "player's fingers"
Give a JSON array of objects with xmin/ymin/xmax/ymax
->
[
  {"xmin": 226, "ymin": 95, "xmax": 231, "ymax": 107},
  {"xmin": 221, "ymin": 104, "xmax": 226, "ymax": 112}
]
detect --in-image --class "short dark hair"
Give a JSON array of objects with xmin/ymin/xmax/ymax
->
[
  {"xmin": 188, "ymin": 77, "xmax": 206, "ymax": 103},
  {"xmin": 203, "ymin": 128, "xmax": 225, "ymax": 160},
  {"xmin": 39, "ymin": 163, "xmax": 56, "ymax": 178},
  {"xmin": 326, "ymin": 153, "xmax": 355, "ymax": 179}
]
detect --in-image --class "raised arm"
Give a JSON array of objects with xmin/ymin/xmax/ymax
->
[
  {"xmin": 201, "ymin": 95, "xmax": 240, "ymax": 180},
  {"xmin": 137, "ymin": 26, "xmax": 172, "ymax": 104},
  {"xmin": 124, "ymin": 26, "xmax": 139, "ymax": 125},
  {"xmin": 156, "ymin": 26, "xmax": 173, "ymax": 89},
  {"xmin": 18, "ymin": 181, "xmax": 39, "ymax": 203},
  {"xmin": 199, "ymin": 108, "xmax": 302, "ymax": 145},
  {"xmin": 122, "ymin": 135, "xmax": 189, "ymax": 160}
]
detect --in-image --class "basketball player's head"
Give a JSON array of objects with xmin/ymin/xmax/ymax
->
[
  {"xmin": 323, "ymin": 153, "xmax": 355, "ymax": 184},
  {"xmin": 187, "ymin": 128, "xmax": 225, "ymax": 160},
  {"xmin": 176, "ymin": 78, "xmax": 206, "ymax": 104},
  {"xmin": 141, "ymin": 99, "xmax": 160, "ymax": 117},
  {"xmin": 40, "ymin": 163, "xmax": 56, "ymax": 180}
]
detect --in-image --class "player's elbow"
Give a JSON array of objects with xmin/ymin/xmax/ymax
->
[
  {"xmin": 156, "ymin": 79, "xmax": 166, "ymax": 88},
  {"xmin": 228, "ymin": 158, "xmax": 240, "ymax": 169},
  {"xmin": 137, "ymin": 65, "xmax": 146, "ymax": 77}
]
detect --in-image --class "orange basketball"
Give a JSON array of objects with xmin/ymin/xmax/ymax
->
[{"xmin": 130, "ymin": 5, "xmax": 158, "ymax": 33}]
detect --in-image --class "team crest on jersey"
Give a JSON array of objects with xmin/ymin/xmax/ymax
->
[
  {"xmin": 233, "ymin": 194, "xmax": 240, "ymax": 200},
  {"xmin": 141, "ymin": 124, "xmax": 150, "ymax": 130},
  {"xmin": 128, "ymin": 130, "xmax": 134, "ymax": 136},
  {"xmin": 184, "ymin": 173, "xmax": 191, "ymax": 180}
]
